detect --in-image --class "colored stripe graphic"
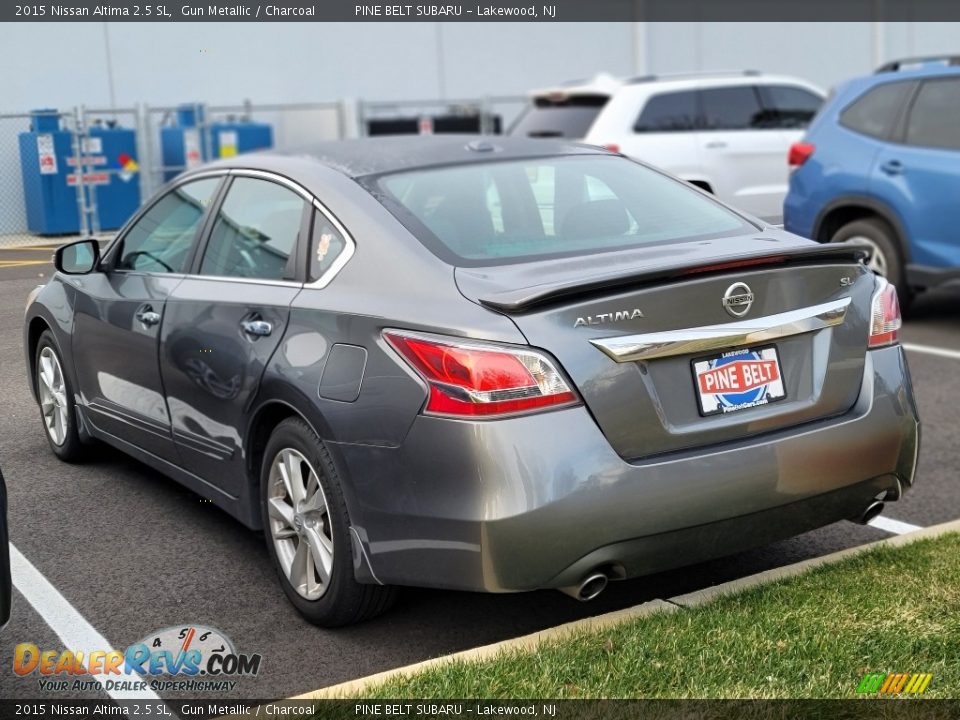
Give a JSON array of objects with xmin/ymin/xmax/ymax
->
[{"xmin": 863, "ymin": 672, "xmax": 933, "ymax": 695}]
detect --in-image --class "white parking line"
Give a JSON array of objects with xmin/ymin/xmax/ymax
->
[
  {"xmin": 903, "ymin": 342, "xmax": 960, "ymax": 361},
  {"xmin": 868, "ymin": 516, "xmax": 924, "ymax": 535},
  {"xmin": 10, "ymin": 543, "xmax": 162, "ymax": 701}
]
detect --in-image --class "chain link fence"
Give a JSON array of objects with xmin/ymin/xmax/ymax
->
[
  {"xmin": 358, "ymin": 95, "xmax": 526, "ymax": 136},
  {"xmin": 0, "ymin": 109, "xmax": 73, "ymax": 247},
  {"xmin": 0, "ymin": 95, "xmax": 528, "ymax": 248},
  {"xmin": 140, "ymin": 100, "xmax": 349, "ymax": 198}
]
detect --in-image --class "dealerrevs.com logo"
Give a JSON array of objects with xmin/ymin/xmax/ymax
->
[{"xmin": 14, "ymin": 625, "xmax": 262, "ymax": 693}]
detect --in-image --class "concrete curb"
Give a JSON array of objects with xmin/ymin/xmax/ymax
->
[
  {"xmin": 296, "ymin": 517, "xmax": 960, "ymax": 699},
  {"xmin": 295, "ymin": 599, "xmax": 677, "ymax": 699}
]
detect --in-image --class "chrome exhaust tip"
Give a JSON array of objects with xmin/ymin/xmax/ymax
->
[
  {"xmin": 857, "ymin": 501, "xmax": 885, "ymax": 525},
  {"xmin": 559, "ymin": 572, "xmax": 609, "ymax": 602}
]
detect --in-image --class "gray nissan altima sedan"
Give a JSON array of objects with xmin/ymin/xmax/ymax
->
[{"xmin": 24, "ymin": 137, "xmax": 919, "ymax": 626}]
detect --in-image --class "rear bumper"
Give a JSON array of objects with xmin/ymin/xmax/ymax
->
[
  {"xmin": 338, "ymin": 345, "xmax": 919, "ymax": 592},
  {"xmin": 906, "ymin": 264, "xmax": 960, "ymax": 290}
]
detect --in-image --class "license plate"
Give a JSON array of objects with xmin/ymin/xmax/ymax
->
[{"xmin": 692, "ymin": 345, "xmax": 786, "ymax": 416}]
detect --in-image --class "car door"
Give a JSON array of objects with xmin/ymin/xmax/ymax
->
[
  {"xmin": 695, "ymin": 85, "xmax": 787, "ymax": 221},
  {"xmin": 71, "ymin": 175, "xmax": 223, "ymax": 463},
  {"xmin": 159, "ymin": 173, "xmax": 308, "ymax": 495},
  {"xmin": 870, "ymin": 77, "xmax": 960, "ymax": 269},
  {"xmin": 617, "ymin": 89, "xmax": 704, "ymax": 184}
]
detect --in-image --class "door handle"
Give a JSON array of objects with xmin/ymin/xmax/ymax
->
[
  {"xmin": 136, "ymin": 307, "xmax": 161, "ymax": 326},
  {"xmin": 880, "ymin": 159, "xmax": 903, "ymax": 176},
  {"xmin": 241, "ymin": 319, "xmax": 273, "ymax": 337}
]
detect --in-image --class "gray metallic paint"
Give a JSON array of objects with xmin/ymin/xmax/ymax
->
[{"xmin": 23, "ymin": 138, "xmax": 920, "ymax": 595}]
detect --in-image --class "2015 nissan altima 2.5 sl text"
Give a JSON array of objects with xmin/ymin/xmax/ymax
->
[{"xmin": 23, "ymin": 137, "xmax": 919, "ymax": 627}]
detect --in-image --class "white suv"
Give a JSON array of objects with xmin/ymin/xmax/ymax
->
[{"xmin": 510, "ymin": 71, "xmax": 825, "ymax": 222}]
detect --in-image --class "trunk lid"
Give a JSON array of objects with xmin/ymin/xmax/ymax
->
[{"xmin": 456, "ymin": 233, "xmax": 875, "ymax": 459}]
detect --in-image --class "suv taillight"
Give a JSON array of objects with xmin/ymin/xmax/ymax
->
[
  {"xmin": 788, "ymin": 142, "xmax": 815, "ymax": 167},
  {"xmin": 383, "ymin": 330, "xmax": 579, "ymax": 418},
  {"xmin": 868, "ymin": 278, "xmax": 902, "ymax": 348}
]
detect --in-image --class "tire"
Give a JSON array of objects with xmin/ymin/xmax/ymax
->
[
  {"xmin": 260, "ymin": 417, "xmax": 396, "ymax": 627},
  {"xmin": 34, "ymin": 331, "xmax": 85, "ymax": 462},
  {"xmin": 831, "ymin": 217, "xmax": 914, "ymax": 311}
]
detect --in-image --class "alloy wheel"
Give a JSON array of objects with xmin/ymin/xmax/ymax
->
[
  {"xmin": 38, "ymin": 346, "xmax": 68, "ymax": 446},
  {"xmin": 267, "ymin": 448, "xmax": 334, "ymax": 600}
]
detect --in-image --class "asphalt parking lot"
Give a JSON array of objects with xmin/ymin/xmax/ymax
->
[{"xmin": 0, "ymin": 249, "xmax": 958, "ymax": 704}]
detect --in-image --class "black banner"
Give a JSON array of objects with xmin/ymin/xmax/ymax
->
[
  {"xmin": 3, "ymin": 699, "xmax": 960, "ymax": 720},
  {"xmin": 9, "ymin": 0, "xmax": 960, "ymax": 22}
]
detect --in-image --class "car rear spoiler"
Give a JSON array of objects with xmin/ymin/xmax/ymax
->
[{"xmin": 476, "ymin": 242, "xmax": 872, "ymax": 313}]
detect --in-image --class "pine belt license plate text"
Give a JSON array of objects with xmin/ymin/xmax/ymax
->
[{"xmin": 692, "ymin": 345, "xmax": 786, "ymax": 416}]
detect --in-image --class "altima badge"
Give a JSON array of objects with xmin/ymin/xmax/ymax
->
[
  {"xmin": 722, "ymin": 282, "xmax": 754, "ymax": 317},
  {"xmin": 574, "ymin": 308, "xmax": 644, "ymax": 328}
]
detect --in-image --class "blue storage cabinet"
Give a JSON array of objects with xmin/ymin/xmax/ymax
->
[
  {"xmin": 160, "ymin": 103, "xmax": 273, "ymax": 181},
  {"xmin": 19, "ymin": 109, "xmax": 142, "ymax": 235},
  {"xmin": 160, "ymin": 104, "xmax": 208, "ymax": 181},
  {"xmin": 211, "ymin": 121, "xmax": 273, "ymax": 159},
  {"xmin": 88, "ymin": 125, "xmax": 141, "ymax": 231},
  {"xmin": 19, "ymin": 111, "xmax": 78, "ymax": 234}
]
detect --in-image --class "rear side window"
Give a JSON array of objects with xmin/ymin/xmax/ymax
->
[
  {"xmin": 634, "ymin": 91, "xmax": 697, "ymax": 132},
  {"xmin": 700, "ymin": 86, "xmax": 767, "ymax": 130},
  {"xmin": 309, "ymin": 211, "xmax": 348, "ymax": 282},
  {"xmin": 199, "ymin": 177, "xmax": 306, "ymax": 280},
  {"xmin": 840, "ymin": 81, "xmax": 913, "ymax": 139},
  {"xmin": 756, "ymin": 85, "xmax": 823, "ymax": 128},
  {"xmin": 905, "ymin": 79, "xmax": 960, "ymax": 150},
  {"xmin": 371, "ymin": 155, "xmax": 752, "ymax": 266},
  {"xmin": 509, "ymin": 95, "xmax": 608, "ymax": 139}
]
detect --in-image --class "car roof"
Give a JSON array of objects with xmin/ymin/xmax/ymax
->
[
  {"xmin": 205, "ymin": 135, "xmax": 612, "ymax": 179},
  {"xmin": 838, "ymin": 60, "xmax": 960, "ymax": 97},
  {"xmin": 528, "ymin": 71, "xmax": 822, "ymax": 100},
  {"xmin": 527, "ymin": 72, "xmax": 625, "ymax": 99}
]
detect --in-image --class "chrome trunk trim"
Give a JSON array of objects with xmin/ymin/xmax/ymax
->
[{"xmin": 591, "ymin": 297, "xmax": 851, "ymax": 362}]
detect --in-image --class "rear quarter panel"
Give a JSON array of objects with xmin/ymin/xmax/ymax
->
[{"xmin": 786, "ymin": 124, "xmax": 886, "ymax": 238}]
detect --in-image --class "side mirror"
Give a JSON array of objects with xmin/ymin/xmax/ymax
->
[{"xmin": 54, "ymin": 239, "xmax": 100, "ymax": 275}]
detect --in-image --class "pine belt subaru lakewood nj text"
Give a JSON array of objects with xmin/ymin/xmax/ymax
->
[{"xmin": 24, "ymin": 137, "xmax": 919, "ymax": 626}]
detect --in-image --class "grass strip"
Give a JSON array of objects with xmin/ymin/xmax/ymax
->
[{"xmin": 364, "ymin": 533, "xmax": 960, "ymax": 699}]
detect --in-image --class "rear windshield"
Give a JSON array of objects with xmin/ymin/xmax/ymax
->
[
  {"xmin": 509, "ymin": 95, "xmax": 608, "ymax": 139},
  {"xmin": 370, "ymin": 155, "xmax": 754, "ymax": 266}
]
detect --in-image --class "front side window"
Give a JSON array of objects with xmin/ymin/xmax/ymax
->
[
  {"xmin": 634, "ymin": 91, "xmax": 698, "ymax": 132},
  {"xmin": 116, "ymin": 177, "xmax": 220, "ymax": 273},
  {"xmin": 840, "ymin": 81, "xmax": 913, "ymax": 139},
  {"xmin": 372, "ymin": 155, "xmax": 752, "ymax": 266},
  {"xmin": 905, "ymin": 79, "xmax": 960, "ymax": 150},
  {"xmin": 700, "ymin": 86, "xmax": 768, "ymax": 130},
  {"xmin": 200, "ymin": 177, "xmax": 306, "ymax": 280}
]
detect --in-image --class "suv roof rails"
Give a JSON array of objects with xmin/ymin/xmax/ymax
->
[
  {"xmin": 876, "ymin": 56, "xmax": 960, "ymax": 73},
  {"xmin": 627, "ymin": 69, "xmax": 761, "ymax": 84}
]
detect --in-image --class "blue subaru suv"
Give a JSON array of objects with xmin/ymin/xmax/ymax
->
[{"xmin": 784, "ymin": 56, "xmax": 960, "ymax": 308}]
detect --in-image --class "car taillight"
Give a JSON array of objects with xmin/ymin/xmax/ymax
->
[
  {"xmin": 788, "ymin": 142, "xmax": 815, "ymax": 167},
  {"xmin": 868, "ymin": 278, "xmax": 902, "ymax": 348},
  {"xmin": 383, "ymin": 330, "xmax": 579, "ymax": 418},
  {"xmin": 603, "ymin": 143, "xmax": 620, "ymax": 153}
]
